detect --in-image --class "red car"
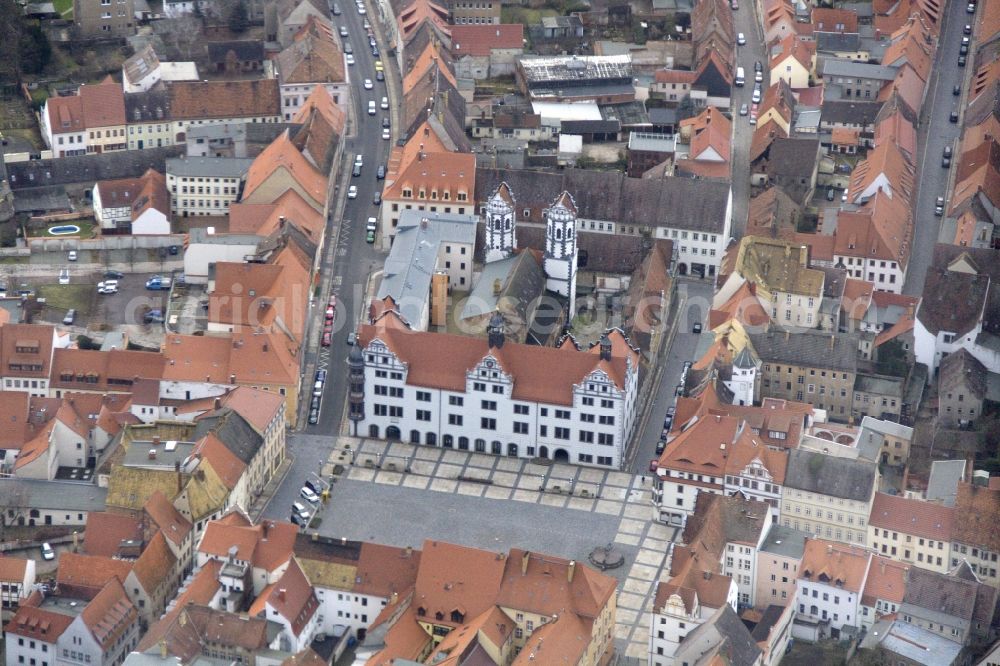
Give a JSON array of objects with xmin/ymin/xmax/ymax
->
[
  {"xmin": 325, "ymin": 305, "xmax": 335, "ymax": 320},
  {"xmin": 323, "ymin": 323, "xmax": 333, "ymax": 335},
  {"xmin": 649, "ymin": 458, "xmax": 659, "ymax": 473},
  {"xmin": 328, "ymin": 294, "xmax": 337, "ymax": 309},
  {"xmin": 321, "ymin": 331, "xmax": 332, "ymax": 347}
]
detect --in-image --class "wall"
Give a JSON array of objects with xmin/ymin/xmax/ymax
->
[
  {"xmin": 780, "ymin": 488, "xmax": 872, "ymax": 546},
  {"xmin": 755, "ymin": 550, "xmax": 799, "ymax": 611}
]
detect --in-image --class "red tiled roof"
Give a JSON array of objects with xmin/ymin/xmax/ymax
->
[
  {"xmin": 80, "ymin": 577, "xmax": 138, "ymax": 650},
  {"xmin": 358, "ymin": 313, "xmax": 638, "ymax": 406},
  {"xmin": 83, "ymin": 512, "xmax": 143, "ymax": 557},
  {"xmin": 812, "ymin": 7, "xmax": 858, "ymax": 33},
  {"xmin": 56, "ymin": 552, "xmax": 133, "ymax": 598},
  {"xmin": 0, "ymin": 556, "xmax": 29, "ymax": 582},
  {"xmin": 869, "ymin": 492, "xmax": 954, "ymax": 541},
  {"xmin": 798, "ymin": 539, "xmax": 871, "ymax": 593},
  {"xmin": 451, "ymin": 24, "xmax": 523, "ymax": 57},
  {"xmin": 7, "ymin": 593, "xmax": 75, "ymax": 642}
]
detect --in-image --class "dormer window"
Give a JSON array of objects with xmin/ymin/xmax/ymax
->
[
  {"xmin": 430, "ymin": 190, "xmax": 438, "ymax": 200},
  {"xmin": 418, "ymin": 189, "xmax": 426, "ymax": 199},
  {"xmin": 443, "ymin": 191, "xmax": 450, "ymax": 200},
  {"xmin": 457, "ymin": 192, "xmax": 467, "ymax": 201},
  {"xmin": 402, "ymin": 188, "xmax": 412, "ymax": 198}
]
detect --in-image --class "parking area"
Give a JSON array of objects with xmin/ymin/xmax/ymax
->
[{"xmin": 266, "ymin": 435, "xmax": 681, "ymax": 659}]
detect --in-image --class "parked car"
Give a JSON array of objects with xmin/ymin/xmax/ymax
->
[
  {"xmin": 339, "ymin": 25, "xmax": 348, "ymax": 36},
  {"xmin": 308, "ymin": 408, "xmax": 319, "ymax": 424},
  {"xmin": 382, "ymin": 127, "xmax": 390, "ymax": 140},
  {"xmin": 958, "ymin": 55, "xmax": 967, "ymax": 67},
  {"xmin": 58, "ymin": 269, "xmax": 70, "ymax": 285},
  {"xmin": 364, "ymin": 78, "xmax": 373, "ymax": 89},
  {"xmin": 301, "ymin": 486, "xmax": 321, "ymax": 503},
  {"xmin": 366, "ymin": 218, "xmax": 377, "ymax": 232},
  {"xmin": 737, "ymin": 32, "xmax": 746, "ymax": 45},
  {"xmin": 373, "ymin": 192, "xmax": 382, "ymax": 205},
  {"xmin": 950, "ymin": 110, "xmax": 959, "ymax": 123},
  {"xmin": 322, "ymin": 331, "xmax": 332, "ymax": 346},
  {"xmin": 826, "ymin": 187, "xmax": 836, "ymax": 201},
  {"xmin": 967, "ymin": 2, "xmax": 975, "ymax": 12},
  {"xmin": 648, "ymin": 459, "xmax": 659, "ymax": 473},
  {"xmin": 751, "ymin": 85, "xmax": 761, "ymax": 103},
  {"xmin": 935, "ymin": 196, "xmax": 945, "ymax": 216},
  {"xmin": 377, "ymin": 165, "xmax": 386, "ymax": 179},
  {"xmin": 692, "ymin": 322, "xmax": 703, "ymax": 334},
  {"xmin": 68, "ymin": 250, "xmax": 77, "ymax": 261},
  {"xmin": 62, "ymin": 309, "xmax": 76, "ymax": 325},
  {"xmin": 347, "ymin": 331, "xmax": 357, "ymax": 345},
  {"xmin": 754, "ymin": 60, "xmax": 762, "ymax": 72},
  {"xmin": 316, "ymin": 368, "xmax": 327, "ymax": 382},
  {"xmin": 739, "ymin": 103, "xmax": 748, "ymax": 116},
  {"xmin": 382, "ymin": 116, "xmax": 390, "ymax": 128},
  {"xmin": 346, "ymin": 54, "xmax": 355, "ymax": 65},
  {"xmin": 954, "ymin": 84, "xmax": 962, "ymax": 96},
  {"xmin": 104, "ymin": 270, "xmax": 124, "ymax": 279},
  {"xmin": 754, "ymin": 70, "xmax": 763, "ymax": 83},
  {"xmin": 329, "ymin": 294, "xmax": 337, "ymax": 309},
  {"xmin": 168, "ymin": 245, "xmax": 179, "ymax": 255},
  {"xmin": 655, "ymin": 440, "xmax": 666, "ymax": 455},
  {"xmin": 348, "ymin": 185, "xmax": 358, "ymax": 198},
  {"xmin": 964, "ymin": 24, "xmax": 972, "ymax": 34},
  {"xmin": 332, "ymin": 2, "xmax": 341, "ymax": 14},
  {"xmin": 960, "ymin": 44, "xmax": 969, "ymax": 55},
  {"xmin": 368, "ymin": 100, "xmax": 376, "ymax": 115},
  {"xmin": 366, "ymin": 229, "xmax": 376, "ymax": 243},
  {"xmin": 41, "ymin": 543, "xmax": 55, "ymax": 561},
  {"xmin": 944, "ymin": 145, "xmax": 952, "ymax": 158},
  {"xmin": 376, "ymin": 70, "xmax": 384, "ymax": 81},
  {"xmin": 942, "ymin": 155, "xmax": 951, "ymax": 168},
  {"xmin": 143, "ymin": 309, "xmax": 164, "ymax": 323},
  {"xmin": 962, "ymin": 36, "xmax": 971, "ymax": 45},
  {"xmin": 380, "ymin": 96, "xmax": 389, "ymax": 110},
  {"xmin": 325, "ymin": 305, "xmax": 335, "ymax": 319}
]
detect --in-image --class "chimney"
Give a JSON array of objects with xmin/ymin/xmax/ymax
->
[
  {"xmin": 599, "ymin": 333, "xmax": 612, "ymax": 362},
  {"xmin": 152, "ymin": 436, "xmax": 160, "ymax": 445},
  {"xmin": 175, "ymin": 460, "xmax": 183, "ymax": 494},
  {"xmin": 263, "ymin": 342, "xmax": 269, "ymax": 353},
  {"xmin": 214, "ymin": 397, "xmax": 221, "ymax": 410},
  {"xmin": 391, "ymin": 591, "xmax": 398, "ymax": 605},
  {"xmin": 277, "ymin": 588, "xmax": 286, "ymax": 602},
  {"xmin": 159, "ymin": 640, "xmax": 167, "ymax": 659},
  {"xmin": 279, "ymin": 215, "xmax": 286, "ymax": 229},
  {"xmin": 521, "ymin": 551, "xmax": 531, "ymax": 575},
  {"xmin": 784, "ymin": 330, "xmax": 789, "ymax": 341},
  {"xmin": 229, "ymin": 374, "xmax": 236, "ymax": 384},
  {"xmin": 262, "ymin": 521, "xmax": 270, "ymax": 540},
  {"xmin": 148, "ymin": 448, "xmax": 157, "ymax": 460},
  {"xmin": 827, "ymin": 544, "xmax": 833, "ymax": 554},
  {"xmin": 405, "ymin": 546, "xmax": 413, "ymax": 558},
  {"xmin": 829, "ymin": 335, "xmax": 835, "ymax": 350},
  {"xmin": 567, "ymin": 560, "xmax": 576, "ymax": 583}
]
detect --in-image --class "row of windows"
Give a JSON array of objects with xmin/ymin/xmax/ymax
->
[
  {"xmin": 399, "ymin": 187, "xmax": 468, "ymax": 201},
  {"xmin": 174, "ymin": 185, "xmax": 236, "ymax": 195}
]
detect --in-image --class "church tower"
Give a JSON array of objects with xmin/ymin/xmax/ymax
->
[
  {"xmin": 544, "ymin": 191, "xmax": 579, "ymax": 318},
  {"xmin": 485, "ymin": 182, "xmax": 516, "ymax": 263},
  {"xmin": 726, "ymin": 346, "xmax": 760, "ymax": 407}
]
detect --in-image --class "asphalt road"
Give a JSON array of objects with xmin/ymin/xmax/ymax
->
[
  {"xmin": 729, "ymin": 1, "xmax": 768, "ymax": 238},
  {"xmin": 627, "ymin": 280, "xmax": 714, "ymax": 474},
  {"xmin": 903, "ymin": 0, "xmax": 973, "ymax": 296}
]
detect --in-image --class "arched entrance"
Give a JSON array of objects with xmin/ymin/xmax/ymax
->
[
  {"xmin": 553, "ymin": 448, "xmax": 570, "ymax": 463},
  {"xmin": 491, "ymin": 441, "xmax": 502, "ymax": 455},
  {"xmin": 386, "ymin": 426, "xmax": 401, "ymax": 440},
  {"xmin": 443, "ymin": 434, "xmax": 453, "ymax": 448},
  {"xmin": 368, "ymin": 425, "xmax": 379, "ymax": 438},
  {"xmin": 458, "ymin": 436, "xmax": 469, "ymax": 450},
  {"xmin": 677, "ymin": 263, "xmax": 688, "ymax": 276},
  {"xmin": 409, "ymin": 430, "xmax": 420, "ymax": 444},
  {"xmin": 507, "ymin": 443, "xmax": 518, "ymax": 457},
  {"xmin": 427, "ymin": 433, "xmax": 437, "ymax": 446},
  {"xmin": 539, "ymin": 446, "xmax": 549, "ymax": 458}
]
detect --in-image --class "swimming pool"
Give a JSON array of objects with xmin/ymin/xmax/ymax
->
[{"xmin": 47, "ymin": 225, "xmax": 80, "ymax": 236}]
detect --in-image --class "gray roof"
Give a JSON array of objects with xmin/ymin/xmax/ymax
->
[
  {"xmin": 192, "ymin": 408, "xmax": 263, "ymax": 465},
  {"xmin": 13, "ymin": 186, "xmax": 71, "ymax": 213},
  {"xmin": 901, "ymin": 567, "xmax": 981, "ymax": 626},
  {"xmin": 165, "ymin": 157, "xmax": 254, "ymax": 178},
  {"xmin": 648, "ymin": 107, "xmax": 679, "ymax": 126},
  {"xmin": 125, "ymin": 439, "xmax": 195, "ymax": 468},
  {"xmin": 767, "ymin": 138, "xmax": 820, "ymax": 178},
  {"xmin": 461, "ymin": 251, "xmax": 546, "ymax": 321},
  {"xmin": 748, "ymin": 330, "xmax": 859, "ymax": 372},
  {"xmin": 518, "ymin": 55, "xmax": 630, "ymax": 85},
  {"xmin": 859, "ymin": 416, "xmax": 912, "ymax": 440},
  {"xmin": 207, "ymin": 40, "xmax": 265, "ymax": 63},
  {"xmin": 821, "ymin": 100, "xmax": 882, "ymax": 127},
  {"xmin": 854, "ymin": 373, "xmax": 903, "ymax": 397},
  {"xmin": 927, "ymin": 460, "xmax": 966, "ymax": 507},
  {"xmin": 785, "ymin": 448, "xmax": 877, "ymax": 501},
  {"xmin": 820, "ymin": 58, "xmax": 897, "ymax": 81},
  {"xmin": 378, "ymin": 211, "xmax": 478, "ymax": 326},
  {"xmin": 628, "ymin": 132, "xmax": 676, "ymax": 153},
  {"xmin": 759, "ymin": 523, "xmax": 810, "ymax": 559},
  {"xmin": 878, "ymin": 621, "xmax": 963, "ymax": 665},
  {"xmin": 186, "ymin": 123, "xmax": 248, "ymax": 142},
  {"xmin": 816, "ymin": 32, "xmax": 861, "ymax": 54},
  {"xmin": 188, "ymin": 226, "xmax": 261, "ymax": 245},
  {"xmin": 474, "ymin": 167, "xmax": 731, "ymax": 234},
  {"xmin": 676, "ymin": 605, "xmax": 762, "ymax": 666},
  {"xmin": 7, "ymin": 146, "xmax": 184, "ymax": 190},
  {"xmin": 0, "ymin": 478, "xmax": 108, "ymax": 513}
]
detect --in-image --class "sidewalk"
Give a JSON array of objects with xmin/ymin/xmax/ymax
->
[{"xmin": 248, "ymin": 456, "xmax": 294, "ymax": 521}]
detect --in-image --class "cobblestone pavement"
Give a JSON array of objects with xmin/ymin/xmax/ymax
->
[{"xmin": 312, "ymin": 437, "xmax": 681, "ymax": 660}]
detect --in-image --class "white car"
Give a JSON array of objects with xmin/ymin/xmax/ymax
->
[
  {"xmin": 346, "ymin": 54, "xmax": 355, "ymax": 65},
  {"xmin": 68, "ymin": 250, "xmax": 77, "ymax": 261},
  {"xmin": 339, "ymin": 25, "xmax": 348, "ymax": 37},
  {"xmin": 382, "ymin": 127, "xmax": 390, "ymax": 140},
  {"xmin": 737, "ymin": 32, "xmax": 746, "ymax": 45},
  {"xmin": 58, "ymin": 269, "xmax": 70, "ymax": 285},
  {"xmin": 751, "ymin": 86, "xmax": 761, "ymax": 103},
  {"xmin": 380, "ymin": 96, "xmax": 389, "ymax": 110},
  {"xmin": 366, "ymin": 217, "xmax": 377, "ymax": 232},
  {"xmin": 357, "ymin": 3, "xmax": 365, "ymax": 13},
  {"xmin": 97, "ymin": 280, "xmax": 119, "ymax": 294},
  {"xmin": 41, "ymin": 543, "xmax": 55, "ymax": 561},
  {"xmin": 364, "ymin": 78, "xmax": 373, "ymax": 90},
  {"xmin": 354, "ymin": 154, "xmax": 363, "ymax": 167},
  {"xmin": 300, "ymin": 486, "xmax": 321, "ymax": 503},
  {"xmin": 363, "ymin": 18, "xmax": 370, "ymax": 28},
  {"xmin": 347, "ymin": 185, "xmax": 358, "ymax": 199}
]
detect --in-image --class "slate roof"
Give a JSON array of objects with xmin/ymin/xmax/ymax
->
[
  {"xmin": 207, "ymin": 40, "xmax": 265, "ymax": 63},
  {"xmin": 676, "ymin": 605, "xmax": 762, "ymax": 666},
  {"xmin": 766, "ymin": 138, "xmax": 820, "ymax": 178},
  {"xmin": 191, "ymin": 408, "xmax": 264, "ymax": 465},
  {"xmin": 7, "ymin": 147, "xmax": 184, "ymax": 190},
  {"xmin": 939, "ymin": 348, "xmax": 988, "ymax": 400},
  {"xmin": 474, "ymin": 167, "xmax": 731, "ymax": 233},
  {"xmin": 748, "ymin": 330, "xmax": 859, "ymax": 372},
  {"xmin": 821, "ymin": 100, "xmax": 882, "ymax": 127},
  {"xmin": 784, "ymin": 448, "xmax": 876, "ymax": 501},
  {"xmin": 901, "ymin": 565, "xmax": 992, "ymax": 627},
  {"xmin": 916, "ymin": 265, "xmax": 989, "ymax": 337}
]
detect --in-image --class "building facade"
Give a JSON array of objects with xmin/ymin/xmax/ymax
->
[
  {"xmin": 165, "ymin": 157, "xmax": 253, "ymax": 217},
  {"xmin": 354, "ymin": 316, "xmax": 639, "ymax": 469}
]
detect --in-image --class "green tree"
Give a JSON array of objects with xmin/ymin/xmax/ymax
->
[
  {"xmin": 228, "ymin": 0, "xmax": 249, "ymax": 32},
  {"xmin": 20, "ymin": 23, "xmax": 52, "ymax": 75}
]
